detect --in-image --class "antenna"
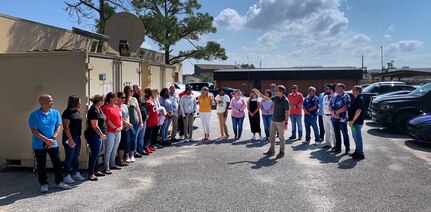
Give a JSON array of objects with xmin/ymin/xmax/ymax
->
[{"xmin": 104, "ymin": 12, "xmax": 145, "ymax": 56}]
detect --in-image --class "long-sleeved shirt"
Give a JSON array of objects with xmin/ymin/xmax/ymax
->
[{"xmin": 180, "ymin": 94, "xmax": 197, "ymax": 116}]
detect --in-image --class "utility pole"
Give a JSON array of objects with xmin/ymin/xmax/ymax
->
[
  {"xmin": 381, "ymin": 46, "xmax": 384, "ymax": 73},
  {"xmin": 361, "ymin": 54, "xmax": 364, "ymax": 68}
]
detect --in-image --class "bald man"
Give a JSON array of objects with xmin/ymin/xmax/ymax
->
[{"xmin": 29, "ymin": 94, "xmax": 71, "ymax": 192}]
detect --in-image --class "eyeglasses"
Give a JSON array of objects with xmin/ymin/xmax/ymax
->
[{"xmin": 121, "ymin": 97, "xmax": 126, "ymax": 99}]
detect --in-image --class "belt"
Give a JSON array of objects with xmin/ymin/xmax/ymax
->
[{"xmin": 324, "ymin": 114, "xmax": 331, "ymax": 116}]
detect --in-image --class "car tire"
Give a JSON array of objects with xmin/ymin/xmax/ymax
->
[{"xmin": 394, "ymin": 112, "xmax": 416, "ymax": 134}]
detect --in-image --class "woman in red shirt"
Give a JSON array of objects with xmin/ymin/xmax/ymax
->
[
  {"xmin": 102, "ymin": 92, "xmax": 123, "ymax": 174},
  {"xmin": 143, "ymin": 88, "xmax": 159, "ymax": 155}
]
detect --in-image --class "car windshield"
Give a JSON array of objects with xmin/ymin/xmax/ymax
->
[
  {"xmin": 175, "ymin": 82, "xmax": 186, "ymax": 90},
  {"xmin": 410, "ymin": 83, "xmax": 431, "ymax": 96},
  {"xmin": 362, "ymin": 84, "xmax": 376, "ymax": 93}
]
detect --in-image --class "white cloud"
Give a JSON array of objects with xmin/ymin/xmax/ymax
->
[
  {"xmin": 350, "ymin": 34, "xmax": 371, "ymax": 43},
  {"xmin": 384, "ymin": 34, "xmax": 392, "ymax": 40},
  {"xmin": 387, "ymin": 40, "xmax": 424, "ymax": 52},
  {"xmin": 387, "ymin": 24, "xmax": 396, "ymax": 32},
  {"xmin": 214, "ymin": 8, "xmax": 246, "ymax": 30}
]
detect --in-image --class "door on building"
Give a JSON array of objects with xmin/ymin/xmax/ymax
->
[{"xmin": 254, "ymin": 80, "xmax": 261, "ymax": 90}]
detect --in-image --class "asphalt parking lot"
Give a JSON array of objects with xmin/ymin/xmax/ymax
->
[{"xmin": 1, "ymin": 110, "xmax": 431, "ymax": 212}]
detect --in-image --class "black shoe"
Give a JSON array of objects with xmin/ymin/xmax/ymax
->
[
  {"xmin": 298, "ymin": 137, "xmax": 302, "ymax": 140},
  {"xmin": 141, "ymin": 151, "xmax": 149, "ymax": 156},
  {"xmin": 263, "ymin": 150, "xmax": 275, "ymax": 156},
  {"xmin": 331, "ymin": 148, "xmax": 341, "ymax": 152},
  {"xmin": 289, "ymin": 136, "xmax": 296, "ymax": 140},
  {"xmin": 322, "ymin": 145, "xmax": 331, "ymax": 149},
  {"xmin": 349, "ymin": 152, "xmax": 358, "ymax": 157},
  {"xmin": 345, "ymin": 148, "xmax": 350, "ymax": 154},
  {"xmin": 171, "ymin": 138, "xmax": 179, "ymax": 143},
  {"xmin": 276, "ymin": 152, "xmax": 285, "ymax": 158},
  {"xmin": 134, "ymin": 153, "xmax": 142, "ymax": 158},
  {"xmin": 161, "ymin": 141, "xmax": 172, "ymax": 146},
  {"xmin": 352, "ymin": 153, "xmax": 365, "ymax": 160}
]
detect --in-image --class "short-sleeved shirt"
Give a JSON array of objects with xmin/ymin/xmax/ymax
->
[
  {"xmin": 120, "ymin": 104, "xmax": 129, "ymax": 122},
  {"xmin": 127, "ymin": 97, "xmax": 139, "ymax": 125},
  {"xmin": 169, "ymin": 93, "xmax": 179, "ymax": 117},
  {"xmin": 323, "ymin": 94, "xmax": 334, "ymax": 115},
  {"xmin": 303, "ymin": 95, "xmax": 319, "ymax": 117},
  {"xmin": 29, "ymin": 108, "xmax": 62, "ymax": 149},
  {"xmin": 348, "ymin": 95, "xmax": 366, "ymax": 125},
  {"xmin": 134, "ymin": 94, "xmax": 148, "ymax": 121},
  {"xmin": 62, "ymin": 108, "xmax": 82, "ymax": 139},
  {"xmin": 146, "ymin": 98, "xmax": 159, "ymax": 128},
  {"xmin": 287, "ymin": 92, "xmax": 304, "ymax": 115},
  {"xmin": 231, "ymin": 97, "xmax": 246, "ymax": 118},
  {"xmin": 160, "ymin": 96, "xmax": 173, "ymax": 115},
  {"xmin": 330, "ymin": 92, "xmax": 351, "ymax": 122},
  {"xmin": 198, "ymin": 95, "xmax": 213, "ymax": 112},
  {"xmin": 102, "ymin": 104, "xmax": 122, "ymax": 133},
  {"xmin": 260, "ymin": 99, "xmax": 274, "ymax": 115},
  {"xmin": 272, "ymin": 96, "xmax": 290, "ymax": 122},
  {"xmin": 87, "ymin": 106, "xmax": 107, "ymax": 134},
  {"xmin": 215, "ymin": 94, "xmax": 231, "ymax": 113}
]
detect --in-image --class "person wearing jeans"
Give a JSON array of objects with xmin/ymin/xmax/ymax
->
[
  {"xmin": 124, "ymin": 86, "xmax": 143, "ymax": 162},
  {"xmin": 180, "ymin": 86, "xmax": 197, "ymax": 142},
  {"xmin": 29, "ymin": 94, "xmax": 71, "ymax": 192},
  {"xmin": 160, "ymin": 88, "xmax": 173, "ymax": 145},
  {"xmin": 102, "ymin": 92, "xmax": 123, "ymax": 174},
  {"xmin": 330, "ymin": 83, "xmax": 351, "ymax": 154},
  {"xmin": 133, "ymin": 85, "xmax": 148, "ymax": 156},
  {"xmin": 85, "ymin": 95, "xmax": 107, "ymax": 181},
  {"xmin": 348, "ymin": 86, "xmax": 366, "ymax": 160},
  {"xmin": 230, "ymin": 89, "xmax": 246, "ymax": 140},
  {"xmin": 198, "ymin": 86, "xmax": 213, "ymax": 140},
  {"xmin": 288, "ymin": 85, "xmax": 304, "ymax": 140},
  {"xmin": 61, "ymin": 95, "xmax": 85, "ymax": 184},
  {"xmin": 303, "ymin": 87, "xmax": 320, "ymax": 145},
  {"xmin": 260, "ymin": 90, "xmax": 274, "ymax": 142}
]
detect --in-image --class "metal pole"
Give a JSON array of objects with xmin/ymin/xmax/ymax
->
[{"xmin": 381, "ymin": 46, "xmax": 384, "ymax": 73}]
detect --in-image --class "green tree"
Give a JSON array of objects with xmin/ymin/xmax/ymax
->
[
  {"xmin": 238, "ymin": 63, "xmax": 256, "ymax": 69},
  {"xmin": 131, "ymin": 0, "xmax": 227, "ymax": 65},
  {"xmin": 199, "ymin": 73, "xmax": 214, "ymax": 83},
  {"xmin": 65, "ymin": 0, "xmax": 130, "ymax": 34}
]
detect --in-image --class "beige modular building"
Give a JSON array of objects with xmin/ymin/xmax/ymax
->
[{"xmin": 0, "ymin": 13, "xmax": 182, "ymax": 168}]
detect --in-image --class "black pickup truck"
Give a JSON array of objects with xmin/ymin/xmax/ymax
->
[{"xmin": 370, "ymin": 82, "xmax": 431, "ymax": 133}]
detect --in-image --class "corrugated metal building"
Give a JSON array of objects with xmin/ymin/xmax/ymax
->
[{"xmin": 214, "ymin": 67, "xmax": 364, "ymax": 95}]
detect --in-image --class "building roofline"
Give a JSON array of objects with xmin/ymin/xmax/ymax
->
[{"xmin": 0, "ymin": 13, "xmax": 73, "ymax": 33}]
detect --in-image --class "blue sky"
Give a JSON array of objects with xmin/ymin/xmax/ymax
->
[{"xmin": 1, "ymin": 0, "xmax": 431, "ymax": 74}]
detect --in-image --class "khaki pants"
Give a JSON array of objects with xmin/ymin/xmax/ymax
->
[
  {"xmin": 170, "ymin": 116, "xmax": 178, "ymax": 139},
  {"xmin": 183, "ymin": 113, "xmax": 194, "ymax": 139},
  {"xmin": 217, "ymin": 113, "xmax": 229, "ymax": 137},
  {"xmin": 269, "ymin": 121, "xmax": 286, "ymax": 153}
]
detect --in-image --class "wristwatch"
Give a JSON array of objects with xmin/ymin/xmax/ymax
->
[{"xmin": 52, "ymin": 136, "xmax": 57, "ymax": 140}]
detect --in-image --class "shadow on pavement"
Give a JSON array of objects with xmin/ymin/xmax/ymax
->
[
  {"xmin": 404, "ymin": 140, "xmax": 431, "ymax": 152},
  {"xmin": 366, "ymin": 128, "xmax": 408, "ymax": 139},
  {"xmin": 0, "ymin": 167, "xmax": 83, "ymax": 207},
  {"xmin": 309, "ymin": 149, "xmax": 344, "ymax": 164},
  {"xmin": 365, "ymin": 122, "xmax": 380, "ymax": 128},
  {"xmin": 337, "ymin": 158, "xmax": 359, "ymax": 169},
  {"xmin": 227, "ymin": 155, "xmax": 280, "ymax": 169}
]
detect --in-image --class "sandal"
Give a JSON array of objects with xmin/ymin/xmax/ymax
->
[
  {"xmin": 94, "ymin": 171, "xmax": 105, "ymax": 177},
  {"xmin": 103, "ymin": 169, "xmax": 112, "ymax": 175},
  {"xmin": 117, "ymin": 161, "xmax": 128, "ymax": 167},
  {"xmin": 88, "ymin": 175, "xmax": 98, "ymax": 181}
]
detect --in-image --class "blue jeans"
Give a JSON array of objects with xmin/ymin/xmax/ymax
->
[
  {"xmin": 332, "ymin": 120, "xmax": 350, "ymax": 150},
  {"xmin": 290, "ymin": 114, "xmax": 303, "ymax": 137},
  {"xmin": 84, "ymin": 130, "xmax": 102, "ymax": 176},
  {"xmin": 135, "ymin": 121, "xmax": 147, "ymax": 154},
  {"xmin": 304, "ymin": 115, "xmax": 320, "ymax": 142},
  {"xmin": 232, "ymin": 116, "xmax": 245, "ymax": 138},
  {"xmin": 262, "ymin": 114, "xmax": 273, "ymax": 138},
  {"xmin": 104, "ymin": 132, "xmax": 121, "ymax": 169},
  {"xmin": 351, "ymin": 124, "xmax": 363, "ymax": 154},
  {"xmin": 161, "ymin": 118, "xmax": 172, "ymax": 141},
  {"xmin": 62, "ymin": 135, "xmax": 81, "ymax": 175}
]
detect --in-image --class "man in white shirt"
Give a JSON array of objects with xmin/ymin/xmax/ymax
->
[
  {"xmin": 322, "ymin": 85, "xmax": 336, "ymax": 148},
  {"xmin": 215, "ymin": 88, "xmax": 231, "ymax": 140},
  {"xmin": 180, "ymin": 86, "xmax": 197, "ymax": 142}
]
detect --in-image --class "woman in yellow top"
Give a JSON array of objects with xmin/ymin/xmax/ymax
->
[{"xmin": 198, "ymin": 87, "xmax": 213, "ymax": 140}]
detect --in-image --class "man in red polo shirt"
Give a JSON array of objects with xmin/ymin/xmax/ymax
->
[{"xmin": 287, "ymin": 85, "xmax": 304, "ymax": 140}]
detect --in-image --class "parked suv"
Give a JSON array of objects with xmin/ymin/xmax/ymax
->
[
  {"xmin": 370, "ymin": 82, "xmax": 431, "ymax": 133},
  {"xmin": 348, "ymin": 81, "xmax": 416, "ymax": 117},
  {"xmin": 186, "ymin": 82, "xmax": 214, "ymax": 91}
]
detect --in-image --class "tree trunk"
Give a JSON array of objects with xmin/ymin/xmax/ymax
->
[{"xmin": 165, "ymin": 48, "xmax": 170, "ymax": 65}]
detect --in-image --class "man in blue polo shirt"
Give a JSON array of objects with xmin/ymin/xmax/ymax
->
[{"xmin": 29, "ymin": 94, "xmax": 71, "ymax": 192}]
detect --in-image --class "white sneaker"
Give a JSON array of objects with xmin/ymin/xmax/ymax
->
[
  {"xmin": 251, "ymin": 135, "xmax": 256, "ymax": 140},
  {"xmin": 313, "ymin": 142, "xmax": 321, "ymax": 146},
  {"xmin": 126, "ymin": 156, "xmax": 131, "ymax": 163},
  {"xmin": 40, "ymin": 184, "xmax": 49, "ymax": 193},
  {"xmin": 130, "ymin": 156, "xmax": 136, "ymax": 162},
  {"xmin": 63, "ymin": 174, "xmax": 75, "ymax": 184},
  {"xmin": 180, "ymin": 136, "xmax": 184, "ymax": 140},
  {"xmin": 73, "ymin": 172, "xmax": 86, "ymax": 181},
  {"xmin": 57, "ymin": 182, "xmax": 72, "ymax": 190}
]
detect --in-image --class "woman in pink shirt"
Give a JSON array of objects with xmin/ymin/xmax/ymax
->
[{"xmin": 231, "ymin": 89, "xmax": 247, "ymax": 140}]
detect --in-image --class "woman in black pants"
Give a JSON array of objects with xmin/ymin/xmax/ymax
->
[{"xmin": 84, "ymin": 95, "xmax": 108, "ymax": 181}]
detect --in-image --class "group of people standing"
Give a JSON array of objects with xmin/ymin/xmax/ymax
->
[{"xmin": 28, "ymin": 82, "xmax": 365, "ymax": 193}]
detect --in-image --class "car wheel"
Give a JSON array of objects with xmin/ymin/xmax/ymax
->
[{"xmin": 394, "ymin": 112, "xmax": 416, "ymax": 134}]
